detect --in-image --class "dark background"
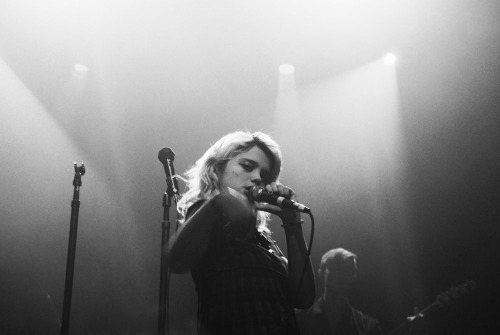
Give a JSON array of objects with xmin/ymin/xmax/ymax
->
[{"xmin": 1, "ymin": 0, "xmax": 499, "ymax": 334}]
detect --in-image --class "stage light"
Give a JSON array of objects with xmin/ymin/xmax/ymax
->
[
  {"xmin": 74, "ymin": 63, "xmax": 89, "ymax": 74},
  {"xmin": 279, "ymin": 64, "xmax": 295, "ymax": 75},
  {"xmin": 383, "ymin": 53, "xmax": 397, "ymax": 66}
]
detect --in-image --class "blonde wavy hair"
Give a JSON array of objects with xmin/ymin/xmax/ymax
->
[{"xmin": 177, "ymin": 130, "xmax": 282, "ymax": 230}]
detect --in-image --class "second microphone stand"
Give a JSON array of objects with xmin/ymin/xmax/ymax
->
[
  {"xmin": 157, "ymin": 168, "xmax": 180, "ymax": 335},
  {"xmin": 61, "ymin": 162, "xmax": 86, "ymax": 335}
]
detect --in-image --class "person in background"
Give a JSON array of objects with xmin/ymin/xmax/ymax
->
[
  {"xmin": 296, "ymin": 248, "xmax": 383, "ymax": 335},
  {"xmin": 168, "ymin": 130, "xmax": 315, "ymax": 335}
]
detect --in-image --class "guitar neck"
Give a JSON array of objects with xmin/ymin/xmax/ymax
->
[
  {"xmin": 385, "ymin": 302, "xmax": 438, "ymax": 335},
  {"xmin": 385, "ymin": 280, "xmax": 476, "ymax": 335}
]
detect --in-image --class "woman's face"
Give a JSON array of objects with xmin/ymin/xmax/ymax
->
[{"xmin": 219, "ymin": 145, "xmax": 272, "ymax": 195}]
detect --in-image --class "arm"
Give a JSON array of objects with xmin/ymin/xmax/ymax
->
[
  {"xmin": 281, "ymin": 209, "xmax": 316, "ymax": 309},
  {"xmin": 255, "ymin": 183, "xmax": 316, "ymax": 308},
  {"xmin": 168, "ymin": 190, "xmax": 257, "ymax": 273},
  {"xmin": 167, "ymin": 199, "xmax": 219, "ymax": 274}
]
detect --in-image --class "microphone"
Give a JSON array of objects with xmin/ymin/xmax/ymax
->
[
  {"xmin": 248, "ymin": 186, "xmax": 311, "ymax": 213},
  {"xmin": 158, "ymin": 147, "xmax": 180, "ymax": 201}
]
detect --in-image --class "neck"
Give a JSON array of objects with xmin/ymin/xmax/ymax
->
[
  {"xmin": 322, "ymin": 290, "xmax": 349, "ymax": 307},
  {"xmin": 321, "ymin": 293, "xmax": 350, "ymax": 328}
]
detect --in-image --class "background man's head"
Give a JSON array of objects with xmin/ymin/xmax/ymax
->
[{"xmin": 318, "ymin": 248, "xmax": 358, "ymax": 295}]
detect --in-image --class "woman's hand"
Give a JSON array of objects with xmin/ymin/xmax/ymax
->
[
  {"xmin": 214, "ymin": 187, "xmax": 257, "ymax": 241},
  {"xmin": 252, "ymin": 182, "xmax": 301, "ymax": 223}
]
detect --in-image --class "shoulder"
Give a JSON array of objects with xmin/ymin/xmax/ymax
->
[
  {"xmin": 351, "ymin": 307, "xmax": 383, "ymax": 335},
  {"xmin": 296, "ymin": 299, "xmax": 325, "ymax": 319},
  {"xmin": 185, "ymin": 199, "xmax": 206, "ymax": 219},
  {"xmin": 296, "ymin": 300, "xmax": 328, "ymax": 335}
]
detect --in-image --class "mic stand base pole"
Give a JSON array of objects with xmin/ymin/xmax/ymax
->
[
  {"xmin": 61, "ymin": 163, "xmax": 85, "ymax": 335},
  {"xmin": 158, "ymin": 192, "xmax": 172, "ymax": 335}
]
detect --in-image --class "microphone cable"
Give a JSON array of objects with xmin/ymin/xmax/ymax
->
[{"xmin": 294, "ymin": 211, "xmax": 314, "ymax": 302}]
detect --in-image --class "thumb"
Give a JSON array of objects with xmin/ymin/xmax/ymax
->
[{"xmin": 254, "ymin": 202, "xmax": 281, "ymax": 216}]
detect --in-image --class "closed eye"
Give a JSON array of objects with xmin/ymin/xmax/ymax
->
[
  {"xmin": 240, "ymin": 159, "xmax": 271, "ymax": 184},
  {"xmin": 240, "ymin": 162, "xmax": 254, "ymax": 171}
]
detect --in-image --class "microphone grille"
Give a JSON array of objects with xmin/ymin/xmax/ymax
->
[
  {"xmin": 249, "ymin": 186, "xmax": 265, "ymax": 201},
  {"xmin": 158, "ymin": 147, "xmax": 175, "ymax": 162}
]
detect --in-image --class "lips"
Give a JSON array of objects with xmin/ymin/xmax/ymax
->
[{"xmin": 243, "ymin": 186, "xmax": 254, "ymax": 199}]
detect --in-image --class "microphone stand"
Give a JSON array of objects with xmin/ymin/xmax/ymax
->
[
  {"xmin": 61, "ymin": 163, "xmax": 86, "ymax": 335},
  {"xmin": 157, "ymin": 174, "xmax": 179, "ymax": 335}
]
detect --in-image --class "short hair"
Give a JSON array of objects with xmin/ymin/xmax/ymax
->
[
  {"xmin": 318, "ymin": 248, "xmax": 358, "ymax": 278},
  {"xmin": 177, "ymin": 130, "xmax": 282, "ymax": 229}
]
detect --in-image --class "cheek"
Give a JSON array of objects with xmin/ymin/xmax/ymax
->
[
  {"xmin": 227, "ymin": 165, "xmax": 242, "ymax": 178},
  {"xmin": 221, "ymin": 167, "xmax": 240, "ymax": 186}
]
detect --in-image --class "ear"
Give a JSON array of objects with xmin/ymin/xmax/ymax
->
[
  {"xmin": 214, "ymin": 163, "xmax": 223, "ymax": 177},
  {"xmin": 214, "ymin": 160, "xmax": 228, "ymax": 176},
  {"xmin": 317, "ymin": 268, "xmax": 325, "ymax": 285}
]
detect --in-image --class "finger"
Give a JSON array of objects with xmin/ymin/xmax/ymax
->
[
  {"xmin": 271, "ymin": 182, "xmax": 279, "ymax": 193},
  {"xmin": 266, "ymin": 183, "xmax": 295, "ymax": 199},
  {"xmin": 279, "ymin": 185, "xmax": 295, "ymax": 199},
  {"xmin": 284, "ymin": 187, "xmax": 293, "ymax": 199}
]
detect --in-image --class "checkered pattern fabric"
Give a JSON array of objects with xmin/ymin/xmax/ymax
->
[{"xmin": 188, "ymin": 203, "xmax": 299, "ymax": 334}]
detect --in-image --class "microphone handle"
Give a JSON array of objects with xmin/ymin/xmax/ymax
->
[
  {"xmin": 252, "ymin": 187, "xmax": 311, "ymax": 213},
  {"xmin": 275, "ymin": 196, "xmax": 311, "ymax": 213}
]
